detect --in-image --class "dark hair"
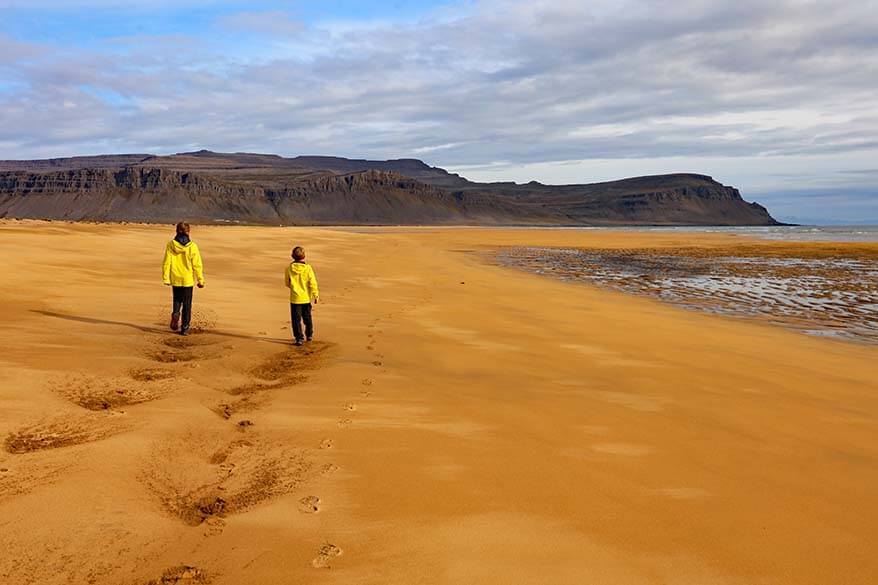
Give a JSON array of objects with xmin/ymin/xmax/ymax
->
[
  {"xmin": 292, "ymin": 246, "xmax": 305, "ymax": 261},
  {"xmin": 175, "ymin": 222, "xmax": 190, "ymax": 235}
]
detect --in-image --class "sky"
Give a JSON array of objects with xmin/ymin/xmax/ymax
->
[{"xmin": 1, "ymin": 0, "xmax": 877, "ymax": 223}]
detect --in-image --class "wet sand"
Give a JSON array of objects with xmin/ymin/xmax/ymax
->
[
  {"xmin": 497, "ymin": 244, "xmax": 878, "ymax": 343},
  {"xmin": 0, "ymin": 221, "xmax": 876, "ymax": 584}
]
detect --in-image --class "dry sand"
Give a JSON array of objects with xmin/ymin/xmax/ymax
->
[{"xmin": 0, "ymin": 221, "xmax": 875, "ymax": 584}]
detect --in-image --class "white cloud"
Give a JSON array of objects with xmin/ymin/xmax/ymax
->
[
  {"xmin": 413, "ymin": 142, "xmax": 467, "ymax": 154},
  {"xmin": 0, "ymin": 0, "xmax": 234, "ymax": 6},
  {"xmin": 215, "ymin": 10, "xmax": 304, "ymax": 37},
  {"xmin": 0, "ymin": 0, "xmax": 877, "ymax": 220}
]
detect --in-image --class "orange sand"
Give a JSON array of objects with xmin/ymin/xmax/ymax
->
[{"xmin": 0, "ymin": 221, "xmax": 875, "ymax": 584}]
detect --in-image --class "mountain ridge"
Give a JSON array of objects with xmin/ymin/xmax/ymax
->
[{"xmin": 0, "ymin": 151, "xmax": 781, "ymax": 226}]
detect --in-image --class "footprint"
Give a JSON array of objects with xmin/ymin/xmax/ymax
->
[
  {"xmin": 343, "ymin": 403, "xmax": 356, "ymax": 412},
  {"xmin": 208, "ymin": 439, "xmax": 253, "ymax": 465},
  {"xmin": 162, "ymin": 335, "xmax": 220, "ymax": 350},
  {"xmin": 236, "ymin": 420, "xmax": 254, "ymax": 431},
  {"xmin": 4, "ymin": 412, "xmax": 129, "ymax": 454},
  {"xmin": 143, "ymin": 431, "xmax": 314, "ymax": 526},
  {"xmin": 312, "ymin": 543, "xmax": 343, "ymax": 569},
  {"xmin": 188, "ymin": 307, "xmax": 219, "ymax": 333},
  {"xmin": 319, "ymin": 439, "xmax": 333, "ymax": 449},
  {"xmin": 360, "ymin": 391, "xmax": 372, "ymax": 398},
  {"xmin": 337, "ymin": 419, "xmax": 352, "ymax": 429},
  {"xmin": 53, "ymin": 374, "xmax": 171, "ymax": 410},
  {"xmin": 151, "ymin": 334, "xmax": 225, "ymax": 363},
  {"xmin": 149, "ymin": 349, "xmax": 197, "ymax": 363},
  {"xmin": 361, "ymin": 378, "xmax": 374, "ymax": 386},
  {"xmin": 320, "ymin": 463, "xmax": 339, "ymax": 475},
  {"xmin": 226, "ymin": 381, "xmax": 286, "ymax": 396},
  {"xmin": 298, "ymin": 495, "xmax": 320, "ymax": 514},
  {"xmin": 0, "ymin": 452, "xmax": 74, "ymax": 501},
  {"xmin": 128, "ymin": 367, "xmax": 176, "ymax": 382},
  {"xmin": 248, "ymin": 342, "xmax": 336, "ymax": 385},
  {"xmin": 366, "ymin": 345, "xmax": 374, "ymax": 351},
  {"xmin": 210, "ymin": 396, "xmax": 264, "ymax": 420},
  {"xmin": 371, "ymin": 361, "xmax": 383, "ymax": 367},
  {"xmin": 203, "ymin": 516, "xmax": 226, "ymax": 537},
  {"xmin": 161, "ymin": 337, "xmax": 192, "ymax": 350},
  {"xmin": 146, "ymin": 565, "xmax": 210, "ymax": 584}
]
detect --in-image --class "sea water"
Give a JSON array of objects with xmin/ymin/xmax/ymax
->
[
  {"xmin": 617, "ymin": 225, "xmax": 878, "ymax": 243},
  {"xmin": 496, "ymin": 241, "xmax": 878, "ymax": 344}
]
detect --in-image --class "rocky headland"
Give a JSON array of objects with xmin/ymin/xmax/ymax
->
[{"xmin": 0, "ymin": 150, "xmax": 780, "ymax": 225}]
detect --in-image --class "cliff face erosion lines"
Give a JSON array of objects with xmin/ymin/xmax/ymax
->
[{"xmin": 0, "ymin": 150, "xmax": 779, "ymax": 225}]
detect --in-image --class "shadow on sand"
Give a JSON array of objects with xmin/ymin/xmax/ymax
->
[{"xmin": 31, "ymin": 310, "xmax": 292, "ymax": 345}]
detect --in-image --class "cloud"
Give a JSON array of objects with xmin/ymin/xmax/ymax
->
[
  {"xmin": 0, "ymin": 33, "xmax": 45, "ymax": 63},
  {"xmin": 215, "ymin": 10, "xmax": 304, "ymax": 37},
  {"xmin": 0, "ymin": 0, "xmax": 876, "ymax": 220},
  {"xmin": 0, "ymin": 0, "xmax": 236, "ymax": 7}
]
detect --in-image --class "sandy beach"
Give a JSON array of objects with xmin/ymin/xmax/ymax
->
[{"xmin": 0, "ymin": 221, "xmax": 875, "ymax": 585}]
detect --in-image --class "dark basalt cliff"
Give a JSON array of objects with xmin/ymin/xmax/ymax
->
[
  {"xmin": 0, "ymin": 151, "xmax": 780, "ymax": 225},
  {"xmin": 0, "ymin": 167, "xmax": 534, "ymax": 224}
]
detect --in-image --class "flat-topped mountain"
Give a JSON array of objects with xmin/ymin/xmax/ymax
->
[{"xmin": 0, "ymin": 150, "xmax": 779, "ymax": 225}]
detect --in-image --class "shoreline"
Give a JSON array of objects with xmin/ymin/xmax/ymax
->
[{"xmin": 494, "ymin": 244, "xmax": 878, "ymax": 345}]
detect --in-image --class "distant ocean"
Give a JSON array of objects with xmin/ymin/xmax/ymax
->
[{"xmin": 621, "ymin": 225, "xmax": 878, "ymax": 243}]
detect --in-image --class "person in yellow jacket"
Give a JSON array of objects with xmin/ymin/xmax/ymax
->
[
  {"xmin": 162, "ymin": 222, "xmax": 205, "ymax": 336},
  {"xmin": 284, "ymin": 246, "xmax": 319, "ymax": 346}
]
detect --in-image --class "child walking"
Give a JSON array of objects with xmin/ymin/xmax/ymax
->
[
  {"xmin": 162, "ymin": 221, "xmax": 205, "ymax": 336},
  {"xmin": 284, "ymin": 246, "xmax": 319, "ymax": 346}
]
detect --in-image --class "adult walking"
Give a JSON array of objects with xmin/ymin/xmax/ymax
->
[{"xmin": 161, "ymin": 222, "xmax": 205, "ymax": 336}]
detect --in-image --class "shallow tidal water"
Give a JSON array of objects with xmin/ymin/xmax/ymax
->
[
  {"xmin": 497, "ymin": 246, "xmax": 878, "ymax": 344},
  {"xmin": 575, "ymin": 225, "xmax": 878, "ymax": 243}
]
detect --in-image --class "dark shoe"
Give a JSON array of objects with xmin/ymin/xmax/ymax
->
[
  {"xmin": 170, "ymin": 313, "xmax": 180, "ymax": 331},
  {"xmin": 306, "ymin": 337, "xmax": 313, "ymax": 342},
  {"xmin": 294, "ymin": 339, "xmax": 304, "ymax": 346},
  {"xmin": 180, "ymin": 328, "xmax": 189, "ymax": 336}
]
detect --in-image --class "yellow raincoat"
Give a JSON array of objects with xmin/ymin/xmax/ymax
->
[
  {"xmin": 284, "ymin": 261, "xmax": 319, "ymax": 304},
  {"xmin": 162, "ymin": 239, "xmax": 205, "ymax": 287}
]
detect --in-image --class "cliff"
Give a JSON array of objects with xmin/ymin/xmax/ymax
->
[
  {"xmin": 0, "ymin": 151, "xmax": 780, "ymax": 225},
  {"xmin": 0, "ymin": 167, "xmax": 537, "ymax": 225}
]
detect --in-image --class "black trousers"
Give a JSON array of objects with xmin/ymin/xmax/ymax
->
[
  {"xmin": 172, "ymin": 286, "xmax": 194, "ymax": 331},
  {"xmin": 290, "ymin": 303, "xmax": 313, "ymax": 341}
]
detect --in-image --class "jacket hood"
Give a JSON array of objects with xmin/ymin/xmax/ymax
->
[
  {"xmin": 168, "ymin": 238, "xmax": 192, "ymax": 254},
  {"xmin": 289, "ymin": 261, "xmax": 310, "ymax": 273}
]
